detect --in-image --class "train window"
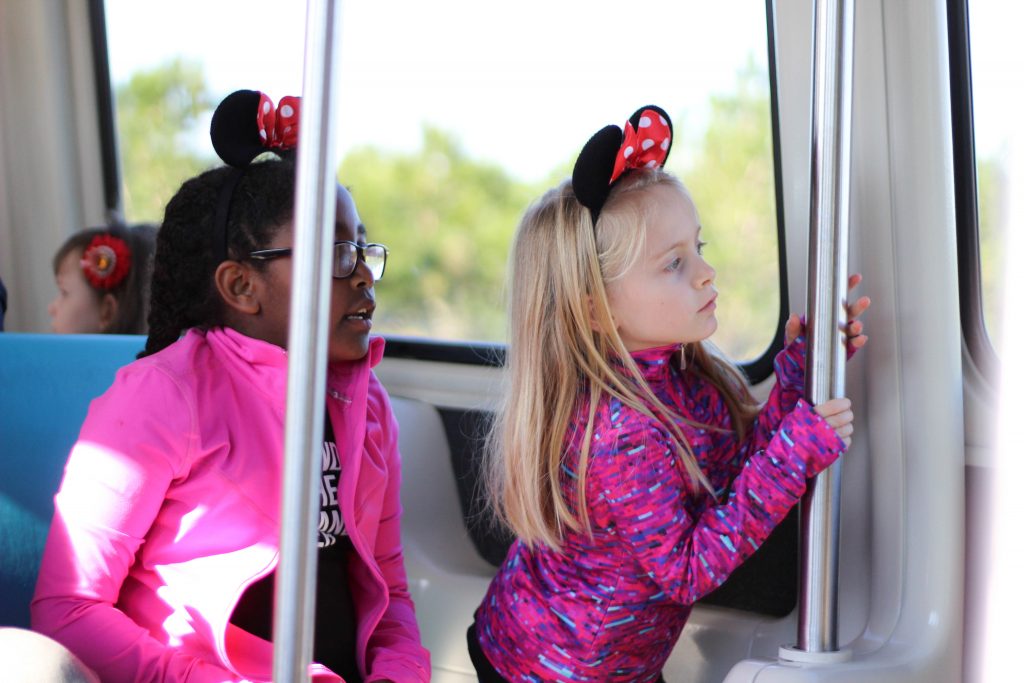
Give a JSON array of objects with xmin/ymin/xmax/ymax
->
[
  {"xmin": 104, "ymin": 1, "xmax": 305, "ymax": 222},
  {"xmin": 105, "ymin": 0, "xmax": 782, "ymax": 365},
  {"xmin": 950, "ymin": 0, "xmax": 1018, "ymax": 366},
  {"xmin": 968, "ymin": 1, "xmax": 1019, "ymax": 358}
]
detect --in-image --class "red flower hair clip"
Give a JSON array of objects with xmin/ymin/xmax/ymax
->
[{"xmin": 80, "ymin": 234, "xmax": 132, "ymax": 290}]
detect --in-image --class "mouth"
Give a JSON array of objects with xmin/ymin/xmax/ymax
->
[
  {"xmin": 342, "ymin": 301, "xmax": 375, "ymax": 327},
  {"xmin": 699, "ymin": 294, "xmax": 718, "ymax": 312}
]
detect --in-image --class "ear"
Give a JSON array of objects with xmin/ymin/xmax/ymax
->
[
  {"xmin": 586, "ymin": 294, "xmax": 615, "ymax": 334},
  {"xmin": 97, "ymin": 293, "xmax": 118, "ymax": 332},
  {"xmin": 214, "ymin": 260, "xmax": 261, "ymax": 315}
]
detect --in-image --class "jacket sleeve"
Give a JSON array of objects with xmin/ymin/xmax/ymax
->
[
  {"xmin": 744, "ymin": 334, "xmax": 808, "ymax": 452},
  {"xmin": 744, "ymin": 327, "xmax": 860, "ymax": 461},
  {"xmin": 770, "ymin": 334, "xmax": 808, "ymax": 411},
  {"xmin": 30, "ymin": 364, "xmax": 247, "ymax": 683},
  {"xmin": 591, "ymin": 399, "xmax": 845, "ymax": 606},
  {"xmin": 362, "ymin": 382, "xmax": 431, "ymax": 683}
]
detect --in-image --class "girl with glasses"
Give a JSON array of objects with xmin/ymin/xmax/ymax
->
[
  {"xmin": 32, "ymin": 89, "xmax": 429, "ymax": 683},
  {"xmin": 468, "ymin": 106, "xmax": 869, "ymax": 682}
]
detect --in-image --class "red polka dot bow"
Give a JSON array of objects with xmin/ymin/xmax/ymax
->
[
  {"xmin": 256, "ymin": 93, "xmax": 301, "ymax": 151},
  {"xmin": 571, "ymin": 104, "xmax": 674, "ymax": 222},
  {"xmin": 609, "ymin": 109, "xmax": 672, "ymax": 185}
]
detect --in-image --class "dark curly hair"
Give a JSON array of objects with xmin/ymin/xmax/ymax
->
[{"xmin": 140, "ymin": 157, "xmax": 297, "ymax": 357}]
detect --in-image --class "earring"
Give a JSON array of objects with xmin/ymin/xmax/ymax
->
[{"xmin": 680, "ymin": 346, "xmax": 687, "ymax": 370}]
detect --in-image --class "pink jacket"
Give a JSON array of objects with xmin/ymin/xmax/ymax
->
[{"xmin": 31, "ymin": 327, "xmax": 430, "ymax": 682}]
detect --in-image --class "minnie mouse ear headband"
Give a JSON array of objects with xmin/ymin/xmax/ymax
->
[
  {"xmin": 210, "ymin": 89, "xmax": 302, "ymax": 262},
  {"xmin": 571, "ymin": 105, "xmax": 673, "ymax": 224}
]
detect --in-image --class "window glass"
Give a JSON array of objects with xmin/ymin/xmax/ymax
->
[
  {"xmin": 968, "ymin": 1, "xmax": 1020, "ymax": 355},
  {"xmin": 105, "ymin": 0, "xmax": 779, "ymax": 360}
]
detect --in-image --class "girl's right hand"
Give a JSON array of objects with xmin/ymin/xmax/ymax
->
[{"xmin": 814, "ymin": 397, "xmax": 854, "ymax": 447}]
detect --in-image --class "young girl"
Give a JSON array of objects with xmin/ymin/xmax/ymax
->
[
  {"xmin": 31, "ymin": 89, "xmax": 429, "ymax": 682},
  {"xmin": 468, "ymin": 106, "xmax": 869, "ymax": 682},
  {"xmin": 48, "ymin": 223, "xmax": 157, "ymax": 334}
]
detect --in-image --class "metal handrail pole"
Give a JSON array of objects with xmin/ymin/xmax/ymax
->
[
  {"xmin": 272, "ymin": 1, "xmax": 343, "ymax": 681},
  {"xmin": 796, "ymin": 0, "xmax": 854, "ymax": 654}
]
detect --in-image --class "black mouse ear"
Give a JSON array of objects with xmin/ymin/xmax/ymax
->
[
  {"xmin": 572, "ymin": 124, "xmax": 624, "ymax": 220},
  {"xmin": 210, "ymin": 89, "xmax": 266, "ymax": 168},
  {"xmin": 627, "ymin": 105, "xmax": 673, "ymax": 164}
]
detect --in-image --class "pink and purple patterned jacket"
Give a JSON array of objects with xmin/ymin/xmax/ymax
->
[{"xmin": 475, "ymin": 338, "xmax": 846, "ymax": 682}]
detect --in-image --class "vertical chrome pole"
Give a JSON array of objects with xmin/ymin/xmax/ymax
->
[
  {"xmin": 272, "ymin": 1, "xmax": 342, "ymax": 681},
  {"xmin": 795, "ymin": 0, "xmax": 854, "ymax": 655}
]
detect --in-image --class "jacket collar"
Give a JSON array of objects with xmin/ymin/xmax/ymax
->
[
  {"xmin": 625, "ymin": 343, "xmax": 682, "ymax": 386},
  {"xmin": 203, "ymin": 327, "xmax": 384, "ymax": 406},
  {"xmin": 211, "ymin": 326, "xmax": 384, "ymax": 367}
]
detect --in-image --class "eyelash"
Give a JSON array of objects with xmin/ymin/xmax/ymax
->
[{"xmin": 666, "ymin": 241, "xmax": 708, "ymax": 271}]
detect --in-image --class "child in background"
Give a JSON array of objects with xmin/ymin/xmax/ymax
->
[
  {"xmin": 48, "ymin": 223, "xmax": 157, "ymax": 334},
  {"xmin": 32, "ymin": 89, "xmax": 429, "ymax": 682},
  {"xmin": 0, "ymin": 275, "xmax": 7, "ymax": 330},
  {"xmin": 469, "ymin": 105, "xmax": 869, "ymax": 682}
]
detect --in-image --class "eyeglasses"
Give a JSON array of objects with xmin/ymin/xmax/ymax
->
[{"xmin": 248, "ymin": 241, "xmax": 388, "ymax": 281}]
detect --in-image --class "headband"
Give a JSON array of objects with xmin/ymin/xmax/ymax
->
[
  {"xmin": 571, "ymin": 105, "xmax": 673, "ymax": 224},
  {"xmin": 209, "ymin": 89, "xmax": 302, "ymax": 262},
  {"xmin": 81, "ymin": 234, "xmax": 132, "ymax": 290}
]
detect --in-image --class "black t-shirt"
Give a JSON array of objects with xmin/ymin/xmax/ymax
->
[{"xmin": 230, "ymin": 411, "xmax": 361, "ymax": 681}]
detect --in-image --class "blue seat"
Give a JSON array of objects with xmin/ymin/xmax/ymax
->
[{"xmin": 0, "ymin": 333, "xmax": 144, "ymax": 627}]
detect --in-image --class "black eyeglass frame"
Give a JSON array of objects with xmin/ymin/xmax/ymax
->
[{"xmin": 248, "ymin": 240, "xmax": 388, "ymax": 281}]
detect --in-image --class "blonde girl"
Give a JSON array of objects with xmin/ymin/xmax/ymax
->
[{"xmin": 468, "ymin": 105, "xmax": 868, "ymax": 682}]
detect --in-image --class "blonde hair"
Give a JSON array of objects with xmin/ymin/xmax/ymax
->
[{"xmin": 485, "ymin": 168, "xmax": 760, "ymax": 550}]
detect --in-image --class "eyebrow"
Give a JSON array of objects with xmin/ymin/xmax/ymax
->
[
  {"xmin": 334, "ymin": 222, "xmax": 368, "ymax": 241},
  {"xmin": 654, "ymin": 226, "xmax": 703, "ymax": 258}
]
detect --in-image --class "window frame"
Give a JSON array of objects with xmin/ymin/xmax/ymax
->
[
  {"xmin": 90, "ymin": 0, "xmax": 122, "ymax": 220},
  {"xmin": 947, "ymin": 0, "xmax": 1000, "ymax": 380}
]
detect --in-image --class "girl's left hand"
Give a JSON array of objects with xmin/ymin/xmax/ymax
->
[
  {"xmin": 785, "ymin": 273, "xmax": 871, "ymax": 350},
  {"xmin": 844, "ymin": 273, "xmax": 870, "ymax": 351}
]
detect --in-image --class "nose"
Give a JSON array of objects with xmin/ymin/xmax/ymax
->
[
  {"xmin": 695, "ymin": 257, "xmax": 715, "ymax": 288},
  {"xmin": 347, "ymin": 258, "xmax": 373, "ymax": 289}
]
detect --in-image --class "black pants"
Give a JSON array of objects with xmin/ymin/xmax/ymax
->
[
  {"xmin": 466, "ymin": 622, "xmax": 667, "ymax": 682},
  {"xmin": 467, "ymin": 623, "xmax": 509, "ymax": 682}
]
